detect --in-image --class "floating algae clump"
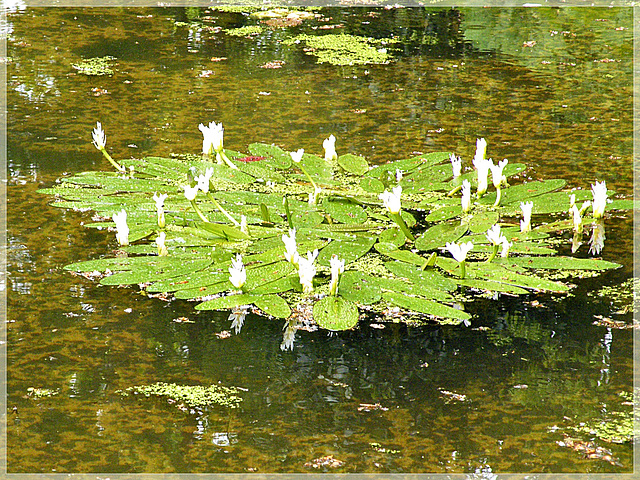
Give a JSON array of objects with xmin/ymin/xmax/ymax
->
[
  {"xmin": 72, "ymin": 56, "xmax": 116, "ymax": 76},
  {"xmin": 122, "ymin": 382, "xmax": 243, "ymax": 409},
  {"xmin": 284, "ymin": 33, "xmax": 398, "ymax": 65}
]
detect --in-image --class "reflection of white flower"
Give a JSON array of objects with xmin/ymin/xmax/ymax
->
[
  {"xmin": 199, "ymin": 121, "xmax": 224, "ymax": 155},
  {"xmin": 195, "ymin": 167, "xmax": 214, "ymax": 193},
  {"xmin": 591, "ymin": 180, "xmax": 608, "ymax": 219},
  {"xmin": 450, "ymin": 154, "xmax": 462, "ymax": 178},
  {"xmin": 323, "ymin": 134, "xmax": 337, "ymax": 161},
  {"xmin": 281, "ymin": 323, "xmax": 296, "ymax": 351},
  {"xmin": 156, "ymin": 231, "xmax": 168, "ymax": 256},
  {"xmin": 486, "ymin": 224, "xmax": 506, "ymax": 246},
  {"xmin": 229, "ymin": 254, "xmax": 246, "ymax": 290},
  {"xmin": 229, "ymin": 304, "xmax": 250, "ymax": 334},
  {"xmin": 445, "ymin": 241, "xmax": 473, "ymax": 262},
  {"xmin": 500, "ymin": 237, "xmax": 512, "ymax": 258},
  {"xmin": 461, "ymin": 179, "xmax": 471, "ymax": 213},
  {"xmin": 589, "ymin": 220, "xmax": 606, "ymax": 255},
  {"xmin": 571, "ymin": 204, "xmax": 583, "ymax": 233},
  {"xmin": 520, "ymin": 201, "xmax": 533, "ymax": 233},
  {"xmin": 379, "ymin": 185, "xmax": 402, "ymax": 214},
  {"xmin": 474, "ymin": 138, "xmax": 487, "ymax": 164},
  {"xmin": 112, "ymin": 210, "xmax": 129, "ymax": 246},
  {"xmin": 298, "ymin": 249, "xmax": 318, "ymax": 294},
  {"xmin": 329, "ymin": 255, "xmax": 345, "ymax": 295},
  {"xmin": 183, "ymin": 184, "xmax": 199, "ymax": 201},
  {"xmin": 490, "ymin": 159, "xmax": 508, "ymax": 188},
  {"xmin": 92, "ymin": 122, "xmax": 107, "ymax": 150},
  {"xmin": 290, "ymin": 148, "xmax": 304, "ymax": 163},
  {"xmin": 282, "ymin": 228, "xmax": 299, "ymax": 265}
]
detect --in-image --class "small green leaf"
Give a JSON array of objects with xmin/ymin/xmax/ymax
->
[
  {"xmin": 416, "ymin": 222, "xmax": 467, "ymax": 251},
  {"xmin": 338, "ymin": 271, "xmax": 382, "ymax": 305},
  {"xmin": 313, "ymin": 296, "xmax": 359, "ymax": 331},
  {"xmin": 247, "ymin": 143, "xmax": 292, "ymax": 169},
  {"xmin": 360, "ymin": 176, "xmax": 385, "ymax": 194},
  {"xmin": 338, "ymin": 153, "xmax": 369, "ymax": 175},
  {"xmin": 382, "ymin": 292, "xmax": 470, "ymax": 323},
  {"xmin": 254, "ymin": 294, "xmax": 291, "ymax": 318},
  {"xmin": 195, "ymin": 294, "xmax": 254, "ymax": 311}
]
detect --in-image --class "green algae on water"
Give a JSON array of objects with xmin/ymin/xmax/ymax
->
[
  {"xmin": 225, "ymin": 25, "xmax": 264, "ymax": 37},
  {"xmin": 120, "ymin": 382, "xmax": 243, "ymax": 409},
  {"xmin": 26, "ymin": 387, "xmax": 60, "ymax": 398}
]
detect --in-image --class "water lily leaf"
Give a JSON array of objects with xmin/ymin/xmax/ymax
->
[
  {"xmin": 456, "ymin": 278, "xmax": 529, "ymax": 295},
  {"xmin": 100, "ymin": 257, "xmax": 212, "ymax": 286},
  {"xmin": 195, "ymin": 294, "xmax": 255, "ymax": 311},
  {"xmin": 425, "ymin": 205, "xmax": 462, "ymax": 222},
  {"xmin": 317, "ymin": 236, "xmax": 376, "ymax": 266},
  {"xmin": 237, "ymin": 162, "xmax": 287, "ymax": 183},
  {"xmin": 323, "ymin": 198, "xmax": 367, "ymax": 224},
  {"xmin": 608, "ymin": 199, "xmax": 634, "ymax": 211},
  {"xmin": 245, "ymin": 261, "xmax": 297, "ymax": 290},
  {"xmin": 415, "ymin": 222, "xmax": 467, "ymax": 252},
  {"xmin": 374, "ymin": 242, "xmax": 424, "ymax": 266},
  {"xmin": 338, "ymin": 271, "xmax": 382, "ymax": 305},
  {"xmin": 384, "ymin": 261, "xmax": 457, "ymax": 292},
  {"xmin": 252, "ymin": 274, "xmax": 298, "ymax": 295},
  {"xmin": 379, "ymin": 227, "xmax": 406, "ymax": 247},
  {"xmin": 504, "ymin": 256, "xmax": 621, "ymax": 270},
  {"xmin": 254, "ymin": 294, "xmax": 291, "ymax": 318},
  {"xmin": 359, "ymin": 176, "xmax": 385, "ymax": 194},
  {"xmin": 247, "ymin": 143, "xmax": 292, "ymax": 169},
  {"xmin": 468, "ymin": 211, "xmax": 500, "ymax": 234},
  {"xmin": 174, "ymin": 280, "xmax": 230, "ymax": 300},
  {"xmin": 298, "ymin": 153, "xmax": 333, "ymax": 185},
  {"xmin": 197, "ymin": 222, "xmax": 251, "ymax": 240},
  {"xmin": 382, "ymin": 292, "xmax": 470, "ymax": 323},
  {"xmin": 479, "ymin": 179, "xmax": 567, "ymax": 207},
  {"xmin": 313, "ymin": 296, "xmax": 359, "ymax": 331},
  {"xmin": 375, "ymin": 277, "xmax": 454, "ymax": 302},
  {"xmin": 338, "ymin": 153, "xmax": 369, "ymax": 176}
]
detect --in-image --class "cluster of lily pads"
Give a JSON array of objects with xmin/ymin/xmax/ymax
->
[{"xmin": 38, "ymin": 121, "xmax": 632, "ymax": 349}]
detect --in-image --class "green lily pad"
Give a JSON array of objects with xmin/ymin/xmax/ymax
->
[
  {"xmin": 254, "ymin": 294, "xmax": 291, "ymax": 318},
  {"xmin": 382, "ymin": 292, "xmax": 470, "ymax": 323},
  {"xmin": 416, "ymin": 222, "xmax": 467, "ymax": 251},
  {"xmin": 338, "ymin": 154, "xmax": 369, "ymax": 176},
  {"xmin": 338, "ymin": 271, "xmax": 382, "ymax": 305},
  {"xmin": 195, "ymin": 294, "xmax": 255, "ymax": 311},
  {"xmin": 313, "ymin": 296, "xmax": 359, "ymax": 331}
]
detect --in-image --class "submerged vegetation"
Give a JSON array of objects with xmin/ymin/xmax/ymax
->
[
  {"xmin": 38, "ymin": 121, "xmax": 633, "ymax": 348},
  {"xmin": 71, "ymin": 56, "xmax": 116, "ymax": 76},
  {"xmin": 119, "ymin": 382, "xmax": 243, "ymax": 410}
]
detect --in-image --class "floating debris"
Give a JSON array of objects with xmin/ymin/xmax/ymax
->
[{"xmin": 303, "ymin": 454, "xmax": 345, "ymax": 469}]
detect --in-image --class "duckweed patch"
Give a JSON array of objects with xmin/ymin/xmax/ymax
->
[
  {"xmin": 284, "ymin": 33, "xmax": 398, "ymax": 65},
  {"xmin": 71, "ymin": 56, "xmax": 116, "ymax": 76},
  {"xmin": 120, "ymin": 382, "xmax": 243, "ymax": 409},
  {"xmin": 26, "ymin": 387, "xmax": 60, "ymax": 398}
]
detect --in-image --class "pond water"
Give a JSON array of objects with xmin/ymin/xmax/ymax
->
[{"xmin": 5, "ymin": 5, "xmax": 635, "ymax": 474}]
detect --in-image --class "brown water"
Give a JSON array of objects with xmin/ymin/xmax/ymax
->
[{"xmin": 5, "ymin": 6, "xmax": 635, "ymax": 473}]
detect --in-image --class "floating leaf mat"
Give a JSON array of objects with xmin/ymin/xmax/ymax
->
[{"xmin": 39, "ymin": 142, "xmax": 631, "ymax": 333}]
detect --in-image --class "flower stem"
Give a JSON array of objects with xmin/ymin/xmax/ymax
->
[
  {"xmin": 493, "ymin": 187, "xmax": 502, "ymax": 207},
  {"xmin": 447, "ymin": 184, "xmax": 462, "ymax": 197},
  {"xmin": 100, "ymin": 147, "xmax": 125, "ymax": 173},
  {"xmin": 217, "ymin": 149, "xmax": 238, "ymax": 170},
  {"xmin": 189, "ymin": 199, "xmax": 210, "ymax": 223},
  {"xmin": 486, "ymin": 244, "xmax": 499, "ymax": 263},
  {"xmin": 298, "ymin": 165, "xmax": 319, "ymax": 192},
  {"xmin": 391, "ymin": 212, "xmax": 415, "ymax": 241},
  {"xmin": 459, "ymin": 260, "xmax": 466, "ymax": 279},
  {"xmin": 206, "ymin": 192, "xmax": 240, "ymax": 226}
]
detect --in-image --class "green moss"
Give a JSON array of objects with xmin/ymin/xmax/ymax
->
[
  {"xmin": 72, "ymin": 56, "xmax": 116, "ymax": 76},
  {"xmin": 121, "ymin": 382, "xmax": 242, "ymax": 409},
  {"xmin": 284, "ymin": 33, "xmax": 398, "ymax": 66}
]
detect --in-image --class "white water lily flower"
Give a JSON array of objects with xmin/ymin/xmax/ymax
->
[
  {"xmin": 195, "ymin": 167, "xmax": 214, "ymax": 193},
  {"xmin": 461, "ymin": 179, "xmax": 471, "ymax": 213},
  {"xmin": 474, "ymin": 157, "xmax": 493, "ymax": 196},
  {"xmin": 199, "ymin": 121, "xmax": 224, "ymax": 155},
  {"xmin": 323, "ymin": 134, "xmax": 337, "ymax": 161},
  {"xmin": 282, "ymin": 228, "xmax": 299, "ymax": 265},
  {"xmin": 474, "ymin": 138, "xmax": 487, "ymax": 164},
  {"xmin": 92, "ymin": 122, "xmax": 107, "ymax": 150},
  {"xmin": 450, "ymin": 154, "xmax": 462, "ymax": 178},
  {"xmin": 520, "ymin": 201, "xmax": 533, "ymax": 233},
  {"xmin": 379, "ymin": 185, "xmax": 402, "ymax": 214},
  {"xmin": 500, "ymin": 237, "xmax": 512, "ymax": 258},
  {"xmin": 445, "ymin": 241, "xmax": 473, "ymax": 263},
  {"xmin": 396, "ymin": 169, "xmax": 403, "ymax": 183},
  {"xmin": 591, "ymin": 180, "xmax": 608, "ymax": 219},
  {"xmin": 486, "ymin": 224, "xmax": 506, "ymax": 246},
  {"xmin": 156, "ymin": 231, "xmax": 168, "ymax": 256},
  {"xmin": 183, "ymin": 184, "xmax": 199, "ymax": 201},
  {"xmin": 329, "ymin": 254, "xmax": 345, "ymax": 295},
  {"xmin": 153, "ymin": 192, "xmax": 168, "ymax": 228},
  {"xmin": 298, "ymin": 249, "xmax": 318, "ymax": 294},
  {"xmin": 112, "ymin": 209, "xmax": 129, "ymax": 246},
  {"xmin": 569, "ymin": 194, "xmax": 576, "ymax": 210},
  {"xmin": 290, "ymin": 148, "xmax": 304, "ymax": 163},
  {"xmin": 571, "ymin": 204, "xmax": 583, "ymax": 233},
  {"xmin": 491, "ymin": 159, "xmax": 508, "ymax": 189},
  {"xmin": 229, "ymin": 254, "xmax": 246, "ymax": 290}
]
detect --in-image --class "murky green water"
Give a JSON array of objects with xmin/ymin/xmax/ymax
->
[{"xmin": 6, "ymin": 6, "xmax": 634, "ymax": 473}]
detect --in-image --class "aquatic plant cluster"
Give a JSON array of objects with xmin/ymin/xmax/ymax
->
[{"xmin": 39, "ymin": 122, "xmax": 632, "ymax": 348}]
